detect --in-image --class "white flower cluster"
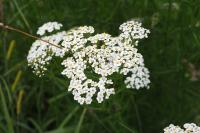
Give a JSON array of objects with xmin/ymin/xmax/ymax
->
[
  {"xmin": 61, "ymin": 26, "xmax": 95, "ymax": 52},
  {"xmin": 27, "ymin": 31, "xmax": 67, "ymax": 76},
  {"xmin": 27, "ymin": 20, "xmax": 150, "ymax": 104},
  {"xmin": 119, "ymin": 20, "xmax": 150, "ymax": 46},
  {"xmin": 37, "ymin": 22, "xmax": 63, "ymax": 36},
  {"xmin": 164, "ymin": 123, "xmax": 200, "ymax": 133}
]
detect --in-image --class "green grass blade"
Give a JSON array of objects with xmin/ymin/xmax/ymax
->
[
  {"xmin": 11, "ymin": 70, "xmax": 22, "ymax": 92},
  {"xmin": 59, "ymin": 106, "xmax": 80, "ymax": 128},
  {"xmin": 16, "ymin": 121, "xmax": 34, "ymax": 133},
  {"xmin": 45, "ymin": 127, "xmax": 74, "ymax": 133},
  {"xmin": 48, "ymin": 92, "xmax": 67, "ymax": 104},
  {"xmin": 28, "ymin": 118, "xmax": 43, "ymax": 133},
  {"xmin": 0, "ymin": 85, "xmax": 14, "ymax": 133},
  {"xmin": 3, "ymin": 61, "xmax": 25, "ymax": 76},
  {"xmin": 75, "ymin": 108, "xmax": 87, "ymax": 133},
  {"xmin": 11, "ymin": 0, "xmax": 31, "ymax": 31},
  {"xmin": 0, "ymin": 77, "xmax": 12, "ymax": 104},
  {"xmin": 119, "ymin": 122, "xmax": 136, "ymax": 133}
]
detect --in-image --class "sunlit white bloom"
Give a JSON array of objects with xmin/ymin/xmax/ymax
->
[
  {"xmin": 61, "ymin": 26, "xmax": 95, "ymax": 52},
  {"xmin": 119, "ymin": 20, "xmax": 150, "ymax": 45},
  {"xmin": 164, "ymin": 124, "xmax": 185, "ymax": 133},
  {"xmin": 37, "ymin": 22, "xmax": 63, "ymax": 36},
  {"xmin": 184, "ymin": 123, "xmax": 200, "ymax": 133},
  {"xmin": 27, "ymin": 20, "xmax": 150, "ymax": 104},
  {"xmin": 164, "ymin": 123, "xmax": 200, "ymax": 133},
  {"xmin": 88, "ymin": 33, "xmax": 111, "ymax": 43}
]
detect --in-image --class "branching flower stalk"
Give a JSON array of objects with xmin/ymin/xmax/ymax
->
[{"xmin": 0, "ymin": 22, "xmax": 62, "ymax": 49}]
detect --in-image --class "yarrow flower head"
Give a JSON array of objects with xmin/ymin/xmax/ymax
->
[
  {"xmin": 27, "ymin": 20, "xmax": 151, "ymax": 104},
  {"xmin": 164, "ymin": 123, "xmax": 200, "ymax": 133}
]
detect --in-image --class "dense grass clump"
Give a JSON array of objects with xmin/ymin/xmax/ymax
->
[{"xmin": 0, "ymin": 0, "xmax": 200, "ymax": 133}]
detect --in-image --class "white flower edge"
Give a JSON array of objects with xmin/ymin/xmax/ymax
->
[
  {"xmin": 164, "ymin": 123, "xmax": 200, "ymax": 133},
  {"xmin": 37, "ymin": 22, "xmax": 63, "ymax": 36}
]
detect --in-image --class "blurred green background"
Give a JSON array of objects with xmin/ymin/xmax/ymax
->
[{"xmin": 0, "ymin": 0, "xmax": 200, "ymax": 133}]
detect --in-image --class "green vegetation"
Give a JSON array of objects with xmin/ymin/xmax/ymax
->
[{"xmin": 0, "ymin": 0, "xmax": 200, "ymax": 132}]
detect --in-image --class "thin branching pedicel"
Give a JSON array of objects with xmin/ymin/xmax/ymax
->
[{"xmin": 27, "ymin": 20, "xmax": 150, "ymax": 104}]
